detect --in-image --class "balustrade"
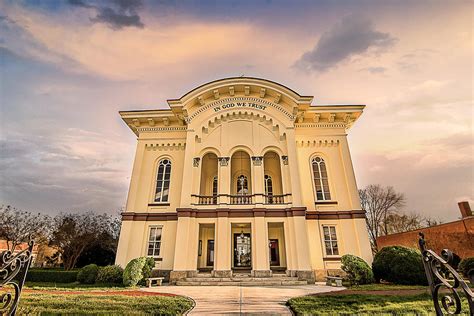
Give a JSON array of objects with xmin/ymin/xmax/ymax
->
[{"xmin": 192, "ymin": 194, "xmax": 291, "ymax": 205}]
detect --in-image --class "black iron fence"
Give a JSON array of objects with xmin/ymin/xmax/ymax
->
[
  {"xmin": 418, "ymin": 233, "xmax": 473, "ymax": 315},
  {"xmin": 0, "ymin": 240, "xmax": 34, "ymax": 316}
]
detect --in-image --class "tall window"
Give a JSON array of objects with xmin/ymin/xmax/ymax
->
[
  {"xmin": 236, "ymin": 175, "xmax": 248, "ymax": 195},
  {"xmin": 212, "ymin": 176, "xmax": 218, "ymax": 196},
  {"xmin": 264, "ymin": 174, "xmax": 273, "ymax": 203},
  {"xmin": 147, "ymin": 226, "xmax": 162, "ymax": 257},
  {"xmin": 264, "ymin": 175, "xmax": 273, "ymax": 196},
  {"xmin": 312, "ymin": 157, "xmax": 331, "ymax": 201},
  {"xmin": 212, "ymin": 176, "xmax": 218, "ymax": 204},
  {"xmin": 155, "ymin": 159, "xmax": 171, "ymax": 202},
  {"xmin": 323, "ymin": 226, "xmax": 339, "ymax": 255}
]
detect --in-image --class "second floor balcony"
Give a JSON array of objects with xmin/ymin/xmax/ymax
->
[
  {"xmin": 193, "ymin": 150, "xmax": 290, "ymax": 207},
  {"xmin": 191, "ymin": 193, "xmax": 292, "ymax": 206}
]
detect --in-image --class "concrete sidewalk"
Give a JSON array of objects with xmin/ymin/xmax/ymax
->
[{"xmin": 142, "ymin": 283, "xmax": 344, "ymax": 315}]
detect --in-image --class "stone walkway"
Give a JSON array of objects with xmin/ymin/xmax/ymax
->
[{"xmin": 142, "ymin": 283, "xmax": 344, "ymax": 315}]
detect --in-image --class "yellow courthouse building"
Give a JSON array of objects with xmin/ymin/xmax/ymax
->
[{"xmin": 115, "ymin": 77, "xmax": 372, "ymax": 284}]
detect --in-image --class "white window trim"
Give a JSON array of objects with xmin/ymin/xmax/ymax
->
[
  {"xmin": 147, "ymin": 225, "xmax": 163, "ymax": 258},
  {"xmin": 310, "ymin": 156, "xmax": 335, "ymax": 202},
  {"xmin": 152, "ymin": 158, "xmax": 172, "ymax": 203},
  {"xmin": 321, "ymin": 225, "xmax": 340, "ymax": 257}
]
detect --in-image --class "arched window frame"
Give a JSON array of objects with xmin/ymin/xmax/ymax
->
[
  {"xmin": 236, "ymin": 174, "xmax": 249, "ymax": 195},
  {"xmin": 154, "ymin": 158, "xmax": 172, "ymax": 202},
  {"xmin": 264, "ymin": 174, "xmax": 273, "ymax": 196},
  {"xmin": 212, "ymin": 175, "xmax": 218, "ymax": 196},
  {"xmin": 311, "ymin": 156, "xmax": 331, "ymax": 201}
]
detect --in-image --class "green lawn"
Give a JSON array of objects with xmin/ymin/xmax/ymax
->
[
  {"xmin": 17, "ymin": 292, "xmax": 193, "ymax": 315},
  {"xmin": 287, "ymin": 285, "xmax": 471, "ymax": 315},
  {"xmin": 344, "ymin": 283, "xmax": 427, "ymax": 291}
]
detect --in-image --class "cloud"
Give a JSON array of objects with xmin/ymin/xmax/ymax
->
[
  {"xmin": 295, "ymin": 14, "xmax": 397, "ymax": 72},
  {"xmin": 0, "ymin": 128, "xmax": 132, "ymax": 214},
  {"xmin": 68, "ymin": 0, "xmax": 144, "ymax": 29},
  {"xmin": 360, "ymin": 66, "xmax": 386, "ymax": 74}
]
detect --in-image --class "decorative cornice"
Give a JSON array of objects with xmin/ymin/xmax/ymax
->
[
  {"xmin": 145, "ymin": 143, "xmax": 186, "ymax": 150},
  {"xmin": 137, "ymin": 126, "xmax": 187, "ymax": 132},
  {"xmin": 121, "ymin": 209, "xmax": 366, "ymax": 221},
  {"xmin": 294, "ymin": 123, "xmax": 346, "ymax": 128},
  {"xmin": 121, "ymin": 212, "xmax": 178, "ymax": 221},
  {"xmin": 176, "ymin": 207, "xmax": 307, "ymax": 218},
  {"xmin": 296, "ymin": 139, "xmax": 340, "ymax": 147}
]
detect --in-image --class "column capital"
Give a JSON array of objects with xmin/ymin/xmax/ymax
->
[
  {"xmin": 218, "ymin": 157, "xmax": 230, "ymax": 166},
  {"xmin": 251, "ymin": 156, "xmax": 263, "ymax": 166}
]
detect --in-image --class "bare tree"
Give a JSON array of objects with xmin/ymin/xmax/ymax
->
[
  {"xmin": 359, "ymin": 184, "xmax": 405, "ymax": 253},
  {"xmin": 49, "ymin": 212, "xmax": 119, "ymax": 270},
  {"xmin": 0, "ymin": 205, "xmax": 51, "ymax": 251},
  {"xmin": 424, "ymin": 216, "xmax": 443, "ymax": 227},
  {"xmin": 385, "ymin": 212, "xmax": 424, "ymax": 234}
]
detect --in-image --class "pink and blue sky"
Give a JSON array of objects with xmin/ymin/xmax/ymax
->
[{"xmin": 0, "ymin": 0, "xmax": 472, "ymax": 221}]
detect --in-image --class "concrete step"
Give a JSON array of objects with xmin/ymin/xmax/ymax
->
[
  {"xmin": 176, "ymin": 279, "xmax": 309, "ymax": 286},
  {"xmin": 175, "ymin": 281, "xmax": 309, "ymax": 286},
  {"xmin": 186, "ymin": 277, "xmax": 300, "ymax": 282}
]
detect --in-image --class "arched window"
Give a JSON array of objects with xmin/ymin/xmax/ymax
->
[
  {"xmin": 312, "ymin": 157, "xmax": 331, "ymax": 201},
  {"xmin": 155, "ymin": 159, "xmax": 171, "ymax": 202},
  {"xmin": 264, "ymin": 174, "xmax": 273, "ymax": 204},
  {"xmin": 264, "ymin": 175, "xmax": 273, "ymax": 196},
  {"xmin": 212, "ymin": 176, "xmax": 218, "ymax": 204},
  {"xmin": 236, "ymin": 175, "xmax": 248, "ymax": 195},
  {"xmin": 212, "ymin": 176, "xmax": 218, "ymax": 196}
]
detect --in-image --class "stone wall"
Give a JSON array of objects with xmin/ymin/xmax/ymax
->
[{"xmin": 377, "ymin": 217, "xmax": 474, "ymax": 259}]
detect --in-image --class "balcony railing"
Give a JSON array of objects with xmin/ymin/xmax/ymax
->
[
  {"xmin": 192, "ymin": 193, "xmax": 292, "ymax": 205},
  {"xmin": 196, "ymin": 195, "xmax": 218, "ymax": 205},
  {"xmin": 229, "ymin": 195, "xmax": 253, "ymax": 205},
  {"xmin": 264, "ymin": 194, "xmax": 286, "ymax": 204}
]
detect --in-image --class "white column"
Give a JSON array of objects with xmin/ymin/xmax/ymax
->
[
  {"xmin": 126, "ymin": 140, "xmax": 146, "ymax": 211},
  {"xmin": 339, "ymin": 136, "xmax": 362, "ymax": 209},
  {"xmin": 180, "ymin": 129, "xmax": 196, "ymax": 207},
  {"xmin": 252, "ymin": 157, "xmax": 264, "ymax": 205},
  {"xmin": 252, "ymin": 216, "xmax": 271, "ymax": 277},
  {"xmin": 218, "ymin": 158, "xmax": 230, "ymax": 205},
  {"xmin": 214, "ymin": 215, "xmax": 231, "ymax": 277},
  {"xmin": 285, "ymin": 129, "xmax": 303, "ymax": 205}
]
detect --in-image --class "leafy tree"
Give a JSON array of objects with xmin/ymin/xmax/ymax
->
[
  {"xmin": 0, "ymin": 205, "xmax": 51, "ymax": 251},
  {"xmin": 49, "ymin": 212, "xmax": 120, "ymax": 270}
]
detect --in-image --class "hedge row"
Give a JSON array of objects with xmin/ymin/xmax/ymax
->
[{"xmin": 25, "ymin": 269, "xmax": 79, "ymax": 283}]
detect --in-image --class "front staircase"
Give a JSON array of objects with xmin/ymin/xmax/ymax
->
[{"xmin": 175, "ymin": 272, "xmax": 309, "ymax": 286}]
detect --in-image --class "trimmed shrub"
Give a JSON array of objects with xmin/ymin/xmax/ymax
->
[
  {"xmin": 459, "ymin": 257, "xmax": 474, "ymax": 279},
  {"xmin": 97, "ymin": 265, "xmax": 124, "ymax": 284},
  {"xmin": 77, "ymin": 264, "xmax": 99, "ymax": 284},
  {"xmin": 123, "ymin": 257, "xmax": 155, "ymax": 287},
  {"xmin": 372, "ymin": 246, "xmax": 427, "ymax": 285},
  {"xmin": 142, "ymin": 257, "xmax": 156, "ymax": 280},
  {"xmin": 341, "ymin": 254, "xmax": 374, "ymax": 285},
  {"xmin": 25, "ymin": 269, "xmax": 78, "ymax": 283}
]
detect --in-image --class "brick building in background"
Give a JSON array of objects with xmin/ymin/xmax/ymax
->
[{"xmin": 377, "ymin": 202, "xmax": 474, "ymax": 259}]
